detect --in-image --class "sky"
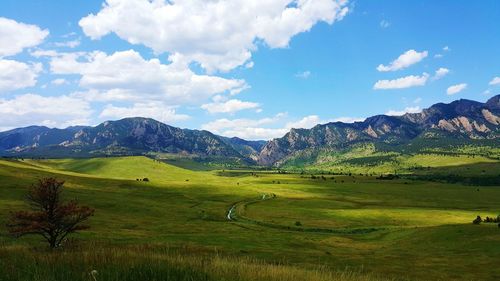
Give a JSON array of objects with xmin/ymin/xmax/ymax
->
[{"xmin": 0, "ymin": 0, "xmax": 499, "ymax": 139}]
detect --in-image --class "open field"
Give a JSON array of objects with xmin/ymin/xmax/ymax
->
[{"xmin": 1, "ymin": 156, "xmax": 500, "ymax": 280}]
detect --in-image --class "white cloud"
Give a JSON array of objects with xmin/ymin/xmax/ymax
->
[
  {"xmin": 201, "ymin": 99, "xmax": 260, "ymax": 114},
  {"xmin": 220, "ymin": 127, "xmax": 289, "ymax": 140},
  {"xmin": 49, "ymin": 50, "xmax": 247, "ymax": 105},
  {"xmin": 447, "ymin": 83, "xmax": 467, "ymax": 95},
  {"xmin": 0, "ymin": 59, "xmax": 42, "ymax": 93},
  {"xmin": 413, "ymin": 97, "xmax": 422, "ymax": 104},
  {"xmin": 201, "ymin": 113, "xmax": 330, "ymax": 140},
  {"xmin": 79, "ymin": 0, "xmax": 349, "ymax": 72},
  {"xmin": 489, "ymin": 76, "xmax": 500, "ymax": 86},
  {"xmin": 30, "ymin": 49, "xmax": 60, "ymax": 58},
  {"xmin": 285, "ymin": 115, "xmax": 321, "ymax": 129},
  {"xmin": 295, "ymin": 70, "xmax": 311, "ymax": 79},
  {"xmin": 331, "ymin": 117, "xmax": 364, "ymax": 123},
  {"xmin": 380, "ymin": 20, "xmax": 390, "ymax": 28},
  {"xmin": 54, "ymin": 39, "xmax": 81, "ymax": 48},
  {"xmin": 377, "ymin": 49, "xmax": 428, "ymax": 72},
  {"xmin": 99, "ymin": 103, "xmax": 189, "ymax": 124},
  {"xmin": 0, "ymin": 94, "xmax": 91, "ymax": 130},
  {"xmin": 385, "ymin": 106, "xmax": 421, "ymax": 116},
  {"xmin": 443, "ymin": 46, "xmax": 450, "ymax": 51},
  {"xmin": 201, "ymin": 113, "xmax": 288, "ymax": 140},
  {"xmin": 0, "ymin": 17, "xmax": 49, "ymax": 57},
  {"xmin": 202, "ymin": 114, "xmax": 284, "ymax": 132},
  {"xmin": 62, "ymin": 32, "xmax": 77, "ymax": 39},
  {"xmin": 51, "ymin": 78, "xmax": 69, "ymax": 86},
  {"xmin": 373, "ymin": 73, "xmax": 429, "ymax": 90},
  {"xmin": 433, "ymin": 67, "xmax": 449, "ymax": 80}
]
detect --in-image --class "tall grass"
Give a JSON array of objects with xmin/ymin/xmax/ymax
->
[{"xmin": 0, "ymin": 243, "xmax": 390, "ymax": 281}]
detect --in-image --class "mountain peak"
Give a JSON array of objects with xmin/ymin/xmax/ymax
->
[{"xmin": 486, "ymin": 94, "xmax": 500, "ymax": 110}]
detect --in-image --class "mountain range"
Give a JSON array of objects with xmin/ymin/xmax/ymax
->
[{"xmin": 1, "ymin": 95, "xmax": 499, "ymax": 166}]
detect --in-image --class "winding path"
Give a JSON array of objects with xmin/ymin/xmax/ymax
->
[{"xmin": 226, "ymin": 194, "xmax": 379, "ymax": 234}]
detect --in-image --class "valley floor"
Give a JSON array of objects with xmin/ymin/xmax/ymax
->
[{"xmin": 0, "ymin": 156, "xmax": 499, "ymax": 281}]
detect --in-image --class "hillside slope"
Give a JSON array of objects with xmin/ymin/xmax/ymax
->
[{"xmin": 259, "ymin": 95, "xmax": 500, "ymax": 166}]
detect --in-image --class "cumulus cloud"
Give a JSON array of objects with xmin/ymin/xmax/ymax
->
[
  {"xmin": 433, "ymin": 67, "xmax": 449, "ymax": 80},
  {"xmin": 489, "ymin": 76, "xmax": 500, "ymax": 86},
  {"xmin": 385, "ymin": 106, "xmax": 421, "ymax": 116},
  {"xmin": 79, "ymin": 0, "xmax": 349, "ymax": 72},
  {"xmin": 0, "ymin": 17, "xmax": 49, "ymax": 57},
  {"xmin": 48, "ymin": 49, "xmax": 247, "ymax": 104},
  {"xmin": 377, "ymin": 49, "xmax": 428, "ymax": 72},
  {"xmin": 285, "ymin": 115, "xmax": 321, "ymax": 129},
  {"xmin": 446, "ymin": 83, "xmax": 467, "ymax": 95},
  {"xmin": 201, "ymin": 99, "xmax": 260, "ymax": 114},
  {"xmin": 0, "ymin": 94, "xmax": 91, "ymax": 131},
  {"xmin": 373, "ymin": 73, "xmax": 429, "ymax": 90},
  {"xmin": 99, "ymin": 103, "xmax": 189, "ymax": 124},
  {"xmin": 201, "ymin": 113, "xmax": 287, "ymax": 140},
  {"xmin": 0, "ymin": 59, "xmax": 42, "ymax": 93}
]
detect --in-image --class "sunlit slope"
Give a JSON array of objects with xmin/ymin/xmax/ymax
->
[
  {"xmin": 281, "ymin": 143, "xmax": 499, "ymax": 175},
  {"xmin": 24, "ymin": 156, "xmax": 209, "ymax": 181}
]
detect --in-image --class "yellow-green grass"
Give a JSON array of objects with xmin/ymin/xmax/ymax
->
[
  {"xmin": 296, "ymin": 151, "xmax": 498, "ymax": 175},
  {"xmin": 243, "ymin": 199, "xmax": 495, "ymax": 229},
  {"xmin": 404, "ymin": 153, "xmax": 496, "ymax": 168},
  {"xmin": 1, "ymin": 156, "xmax": 500, "ymax": 280},
  {"xmin": 0, "ymin": 244, "xmax": 388, "ymax": 281}
]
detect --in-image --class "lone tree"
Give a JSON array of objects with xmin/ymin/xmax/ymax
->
[{"xmin": 6, "ymin": 178, "xmax": 94, "ymax": 248}]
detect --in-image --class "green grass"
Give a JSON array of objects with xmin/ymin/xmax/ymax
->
[
  {"xmin": 0, "ymin": 244, "xmax": 389, "ymax": 281},
  {"xmin": 1, "ymin": 156, "xmax": 500, "ymax": 280},
  {"xmin": 280, "ymin": 142, "xmax": 499, "ymax": 176}
]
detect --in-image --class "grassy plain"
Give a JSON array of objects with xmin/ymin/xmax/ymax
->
[{"xmin": 0, "ymin": 156, "xmax": 499, "ymax": 280}]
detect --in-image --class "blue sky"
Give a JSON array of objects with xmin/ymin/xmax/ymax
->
[{"xmin": 0, "ymin": 0, "xmax": 499, "ymax": 139}]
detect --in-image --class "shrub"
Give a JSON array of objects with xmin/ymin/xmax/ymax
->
[{"xmin": 473, "ymin": 216, "xmax": 482, "ymax": 224}]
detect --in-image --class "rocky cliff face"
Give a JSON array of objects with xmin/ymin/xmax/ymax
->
[{"xmin": 258, "ymin": 95, "xmax": 500, "ymax": 166}]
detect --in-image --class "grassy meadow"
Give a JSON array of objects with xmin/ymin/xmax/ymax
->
[{"xmin": 0, "ymin": 155, "xmax": 499, "ymax": 280}]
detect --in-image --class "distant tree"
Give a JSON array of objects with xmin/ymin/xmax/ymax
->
[
  {"xmin": 143, "ymin": 178, "xmax": 149, "ymax": 182},
  {"xmin": 6, "ymin": 178, "xmax": 94, "ymax": 248}
]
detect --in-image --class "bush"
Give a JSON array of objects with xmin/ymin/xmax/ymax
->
[
  {"xmin": 143, "ymin": 178, "xmax": 150, "ymax": 182},
  {"xmin": 473, "ymin": 215, "xmax": 482, "ymax": 224}
]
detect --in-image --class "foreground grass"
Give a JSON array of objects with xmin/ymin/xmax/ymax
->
[
  {"xmin": 1, "ymin": 156, "xmax": 500, "ymax": 280},
  {"xmin": 0, "ymin": 244, "xmax": 388, "ymax": 281}
]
